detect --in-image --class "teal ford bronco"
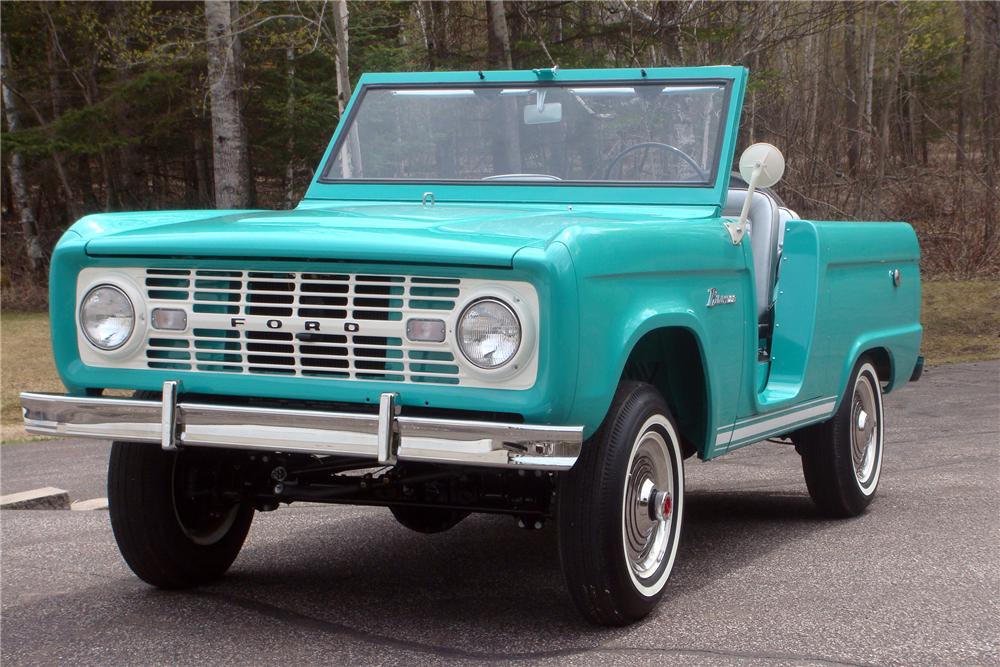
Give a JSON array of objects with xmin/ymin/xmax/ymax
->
[{"xmin": 22, "ymin": 66, "xmax": 922, "ymax": 626}]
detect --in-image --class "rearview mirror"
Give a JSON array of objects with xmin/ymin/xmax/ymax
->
[
  {"xmin": 725, "ymin": 143, "xmax": 786, "ymax": 245},
  {"xmin": 738, "ymin": 142, "xmax": 785, "ymax": 188},
  {"xmin": 523, "ymin": 102, "xmax": 562, "ymax": 125}
]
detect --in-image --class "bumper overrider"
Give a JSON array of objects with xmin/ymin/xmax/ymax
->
[{"xmin": 20, "ymin": 382, "xmax": 583, "ymax": 470}]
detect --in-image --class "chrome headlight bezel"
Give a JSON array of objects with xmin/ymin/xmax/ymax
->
[
  {"xmin": 456, "ymin": 297, "xmax": 523, "ymax": 370},
  {"xmin": 79, "ymin": 284, "xmax": 136, "ymax": 351}
]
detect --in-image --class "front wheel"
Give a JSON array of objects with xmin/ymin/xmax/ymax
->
[
  {"xmin": 557, "ymin": 382, "xmax": 684, "ymax": 626},
  {"xmin": 108, "ymin": 442, "xmax": 254, "ymax": 588},
  {"xmin": 797, "ymin": 358, "xmax": 885, "ymax": 517}
]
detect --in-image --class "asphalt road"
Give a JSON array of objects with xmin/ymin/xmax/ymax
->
[{"xmin": 2, "ymin": 361, "xmax": 998, "ymax": 666}]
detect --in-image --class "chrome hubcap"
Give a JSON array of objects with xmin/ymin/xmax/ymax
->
[
  {"xmin": 851, "ymin": 374, "xmax": 879, "ymax": 485},
  {"xmin": 624, "ymin": 431, "xmax": 673, "ymax": 580}
]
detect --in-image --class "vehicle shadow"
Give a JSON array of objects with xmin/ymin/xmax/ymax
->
[{"xmin": 191, "ymin": 487, "xmax": 836, "ymax": 659}]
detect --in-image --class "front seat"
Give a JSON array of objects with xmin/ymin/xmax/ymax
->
[{"xmin": 723, "ymin": 189, "xmax": 781, "ymax": 324}]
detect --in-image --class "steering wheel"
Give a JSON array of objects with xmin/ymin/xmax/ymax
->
[{"xmin": 603, "ymin": 142, "xmax": 708, "ymax": 181}]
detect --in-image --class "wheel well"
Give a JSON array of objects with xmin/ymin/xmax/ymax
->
[
  {"xmin": 862, "ymin": 347, "xmax": 893, "ymax": 386},
  {"xmin": 621, "ymin": 328, "xmax": 707, "ymax": 459}
]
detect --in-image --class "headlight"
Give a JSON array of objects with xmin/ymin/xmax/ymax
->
[
  {"xmin": 457, "ymin": 298, "xmax": 521, "ymax": 369},
  {"xmin": 80, "ymin": 285, "xmax": 135, "ymax": 350}
]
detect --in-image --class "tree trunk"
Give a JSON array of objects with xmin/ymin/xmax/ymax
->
[
  {"xmin": 657, "ymin": 1, "xmax": 682, "ymax": 65},
  {"xmin": 285, "ymin": 45, "xmax": 296, "ymax": 208},
  {"xmin": 430, "ymin": 2, "xmax": 450, "ymax": 67},
  {"xmin": 39, "ymin": 8, "xmax": 92, "ymax": 218},
  {"xmin": 981, "ymin": 2, "xmax": 1000, "ymax": 254},
  {"xmin": 860, "ymin": 2, "xmax": 877, "ymax": 170},
  {"xmin": 956, "ymin": 2, "xmax": 973, "ymax": 168},
  {"xmin": 413, "ymin": 3, "xmax": 432, "ymax": 66},
  {"xmin": 83, "ymin": 65, "xmax": 110, "ymax": 210},
  {"xmin": 980, "ymin": 2, "xmax": 1000, "ymax": 168},
  {"xmin": 204, "ymin": 0, "xmax": 253, "ymax": 209},
  {"xmin": 486, "ymin": 1, "xmax": 520, "ymax": 174},
  {"xmin": 578, "ymin": 3, "xmax": 595, "ymax": 59},
  {"xmin": 904, "ymin": 72, "xmax": 918, "ymax": 164},
  {"xmin": 332, "ymin": 0, "xmax": 352, "ymax": 115},
  {"xmin": 806, "ymin": 28, "xmax": 820, "ymax": 161},
  {"xmin": 417, "ymin": 2, "xmax": 449, "ymax": 69},
  {"xmin": 877, "ymin": 6, "xmax": 902, "ymax": 182},
  {"xmin": 45, "ymin": 26, "xmax": 64, "ymax": 119},
  {"xmin": 194, "ymin": 133, "xmax": 212, "ymax": 205},
  {"xmin": 843, "ymin": 3, "xmax": 860, "ymax": 175},
  {"xmin": 47, "ymin": 10, "xmax": 102, "ymax": 213},
  {"xmin": 331, "ymin": 0, "xmax": 361, "ymax": 177},
  {"xmin": 1, "ymin": 36, "xmax": 46, "ymax": 273},
  {"xmin": 487, "ymin": 1, "xmax": 513, "ymax": 68}
]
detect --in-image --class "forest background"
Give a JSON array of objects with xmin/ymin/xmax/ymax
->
[{"xmin": 2, "ymin": 1, "xmax": 998, "ymax": 293}]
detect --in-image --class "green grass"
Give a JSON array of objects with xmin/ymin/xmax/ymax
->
[
  {"xmin": 1, "ymin": 279, "xmax": 997, "ymax": 440},
  {"xmin": 921, "ymin": 279, "xmax": 1000, "ymax": 365},
  {"xmin": 1, "ymin": 312, "xmax": 63, "ymax": 441}
]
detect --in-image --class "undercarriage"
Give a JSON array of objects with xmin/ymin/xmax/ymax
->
[{"xmin": 178, "ymin": 447, "xmax": 558, "ymax": 521}]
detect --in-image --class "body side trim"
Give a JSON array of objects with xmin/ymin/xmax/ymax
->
[{"xmin": 715, "ymin": 397, "xmax": 836, "ymax": 447}]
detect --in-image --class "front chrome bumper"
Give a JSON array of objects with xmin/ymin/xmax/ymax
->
[{"xmin": 20, "ymin": 383, "xmax": 583, "ymax": 470}]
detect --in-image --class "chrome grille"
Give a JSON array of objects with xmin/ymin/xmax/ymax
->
[{"xmin": 141, "ymin": 269, "xmax": 462, "ymax": 385}]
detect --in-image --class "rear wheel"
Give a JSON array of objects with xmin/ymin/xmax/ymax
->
[
  {"xmin": 557, "ymin": 382, "xmax": 684, "ymax": 626},
  {"xmin": 108, "ymin": 442, "xmax": 254, "ymax": 588},
  {"xmin": 798, "ymin": 358, "xmax": 885, "ymax": 517}
]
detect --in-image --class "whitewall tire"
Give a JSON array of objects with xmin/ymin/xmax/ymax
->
[
  {"xmin": 558, "ymin": 382, "xmax": 684, "ymax": 625},
  {"xmin": 798, "ymin": 358, "xmax": 885, "ymax": 517}
]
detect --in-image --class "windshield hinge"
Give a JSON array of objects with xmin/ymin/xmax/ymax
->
[{"xmin": 532, "ymin": 66, "xmax": 559, "ymax": 80}]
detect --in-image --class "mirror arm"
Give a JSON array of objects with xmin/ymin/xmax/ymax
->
[{"xmin": 725, "ymin": 163, "xmax": 762, "ymax": 245}]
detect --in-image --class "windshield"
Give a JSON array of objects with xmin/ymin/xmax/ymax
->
[{"xmin": 321, "ymin": 81, "xmax": 730, "ymax": 185}]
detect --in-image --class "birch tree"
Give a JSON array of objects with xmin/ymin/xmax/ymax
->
[
  {"xmin": 284, "ymin": 45, "xmax": 296, "ymax": 207},
  {"xmin": 487, "ymin": 1, "xmax": 520, "ymax": 174},
  {"xmin": 1, "ymin": 34, "xmax": 46, "ymax": 273},
  {"xmin": 331, "ymin": 0, "xmax": 352, "ymax": 115},
  {"xmin": 843, "ymin": 5, "xmax": 860, "ymax": 175},
  {"xmin": 487, "ymin": 1, "xmax": 513, "ymax": 68},
  {"xmin": 204, "ymin": 0, "xmax": 253, "ymax": 208},
  {"xmin": 330, "ymin": 0, "xmax": 360, "ymax": 177},
  {"xmin": 956, "ymin": 3, "xmax": 973, "ymax": 169}
]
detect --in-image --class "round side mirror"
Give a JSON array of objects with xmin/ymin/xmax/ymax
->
[{"xmin": 738, "ymin": 143, "xmax": 785, "ymax": 188}]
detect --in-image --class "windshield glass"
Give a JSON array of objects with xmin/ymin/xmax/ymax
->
[{"xmin": 322, "ymin": 81, "xmax": 729, "ymax": 185}]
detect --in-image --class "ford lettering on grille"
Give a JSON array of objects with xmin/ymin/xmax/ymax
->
[{"xmin": 142, "ymin": 268, "xmax": 462, "ymax": 384}]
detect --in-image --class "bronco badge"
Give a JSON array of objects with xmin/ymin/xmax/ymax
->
[{"xmin": 706, "ymin": 288, "xmax": 737, "ymax": 308}]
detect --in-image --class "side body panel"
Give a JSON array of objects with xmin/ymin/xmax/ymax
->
[
  {"xmin": 555, "ymin": 217, "xmax": 751, "ymax": 455},
  {"xmin": 720, "ymin": 219, "xmax": 922, "ymax": 452}
]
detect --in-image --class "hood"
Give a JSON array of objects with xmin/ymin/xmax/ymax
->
[{"xmin": 77, "ymin": 201, "xmax": 716, "ymax": 267}]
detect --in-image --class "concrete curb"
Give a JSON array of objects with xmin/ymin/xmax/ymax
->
[
  {"xmin": 0, "ymin": 487, "xmax": 71, "ymax": 510},
  {"xmin": 71, "ymin": 497, "xmax": 109, "ymax": 511}
]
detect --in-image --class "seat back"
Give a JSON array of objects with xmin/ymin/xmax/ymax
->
[
  {"xmin": 776, "ymin": 206, "xmax": 799, "ymax": 258},
  {"xmin": 723, "ymin": 189, "xmax": 781, "ymax": 321}
]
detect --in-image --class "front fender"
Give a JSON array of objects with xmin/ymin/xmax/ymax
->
[{"xmin": 557, "ymin": 217, "xmax": 750, "ymax": 440}]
